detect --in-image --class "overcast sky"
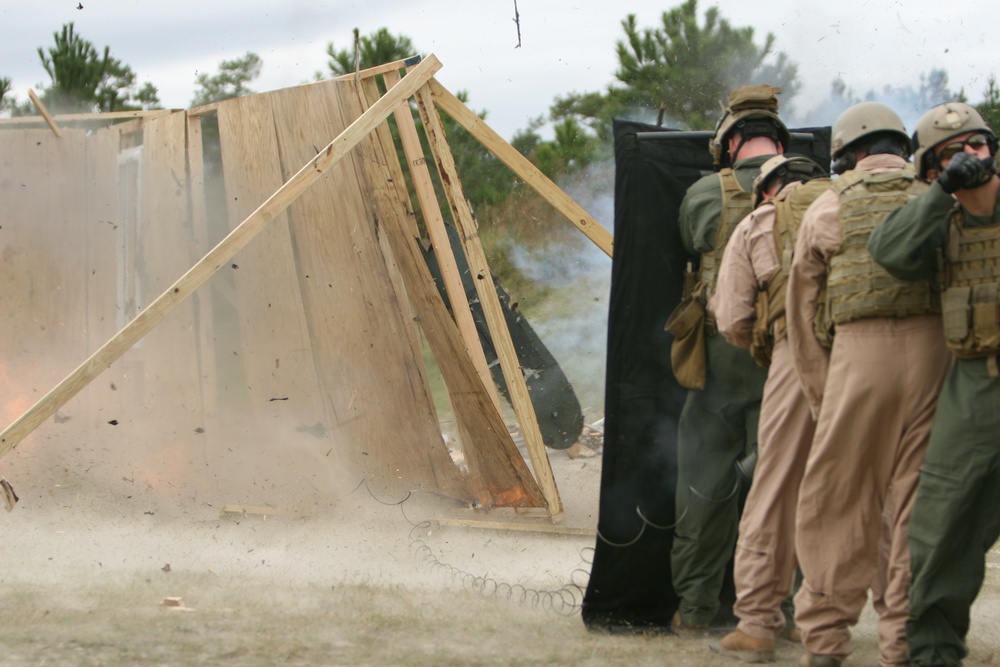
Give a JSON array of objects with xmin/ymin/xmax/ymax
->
[{"xmin": 2, "ymin": 1, "xmax": 998, "ymax": 139}]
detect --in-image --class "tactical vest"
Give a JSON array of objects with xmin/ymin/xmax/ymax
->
[
  {"xmin": 697, "ymin": 168, "xmax": 754, "ymax": 298},
  {"xmin": 940, "ymin": 204, "xmax": 1000, "ymax": 358},
  {"xmin": 826, "ymin": 168, "xmax": 940, "ymax": 324},
  {"xmin": 749, "ymin": 178, "xmax": 832, "ymax": 366}
]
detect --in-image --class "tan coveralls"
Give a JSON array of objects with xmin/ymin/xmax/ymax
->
[
  {"xmin": 786, "ymin": 154, "xmax": 952, "ymax": 666},
  {"xmin": 710, "ymin": 182, "xmax": 816, "ymax": 640}
]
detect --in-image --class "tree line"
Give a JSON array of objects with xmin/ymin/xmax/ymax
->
[{"xmin": 3, "ymin": 1, "xmax": 999, "ymax": 230}]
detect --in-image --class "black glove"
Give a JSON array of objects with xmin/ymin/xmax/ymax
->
[{"xmin": 938, "ymin": 152, "xmax": 995, "ymax": 193}]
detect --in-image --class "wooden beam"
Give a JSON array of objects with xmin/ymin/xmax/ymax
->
[
  {"xmin": 349, "ymin": 80, "xmax": 545, "ymax": 510},
  {"xmin": 334, "ymin": 55, "xmax": 422, "ymax": 81},
  {"xmin": 382, "ymin": 69, "xmax": 501, "ymax": 414},
  {"xmin": 186, "ymin": 101, "xmax": 223, "ymax": 118},
  {"xmin": 0, "ymin": 107, "xmax": 176, "ymax": 127},
  {"xmin": 415, "ymin": 83, "xmax": 565, "ymax": 520},
  {"xmin": 219, "ymin": 504, "xmax": 293, "ymax": 517},
  {"xmin": 356, "ymin": 77, "xmax": 494, "ymax": 509},
  {"xmin": 0, "ymin": 54, "xmax": 444, "ymax": 460},
  {"xmin": 26, "ymin": 90, "xmax": 62, "ymax": 138},
  {"xmin": 428, "ymin": 78, "xmax": 613, "ymax": 258},
  {"xmin": 432, "ymin": 517, "xmax": 594, "ymax": 537}
]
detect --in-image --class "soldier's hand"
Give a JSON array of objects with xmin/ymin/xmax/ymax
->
[{"xmin": 938, "ymin": 152, "xmax": 994, "ymax": 193}]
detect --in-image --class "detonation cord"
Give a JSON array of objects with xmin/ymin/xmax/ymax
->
[
  {"xmin": 594, "ymin": 503, "xmax": 681, "ymax": 548},
  {"xmin": 352, "ymin": 477, "xmax": 592, "ymax": 616}
]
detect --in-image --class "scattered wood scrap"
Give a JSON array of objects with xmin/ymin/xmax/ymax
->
[
  {"xmin": 161, "ymin": 597, "xmax": 195, "ymax": 611},
  {"xmin": 219, "ymin": 504, "xmax": 293, "ymax": 518},
  {"xmin": 432, "ymin": 517, "xmax": 594, "ymax": 537}
]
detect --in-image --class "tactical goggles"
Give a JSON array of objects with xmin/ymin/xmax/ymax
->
[{"xmin": 936, "ymin": 133, "xmax": 989, "ymax": 162}]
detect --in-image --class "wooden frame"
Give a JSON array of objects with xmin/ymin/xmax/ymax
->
[
  {"xmin": 0, "ymin": 54, "xmax": 609, "ymax": 522},
  {"xmin": 0, "ymin": 54, "xmax": 444, "ymax": 458}
]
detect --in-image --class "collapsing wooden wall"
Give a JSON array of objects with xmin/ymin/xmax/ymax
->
[
  {"xmin": 0, "ymin": 117, "xmax": 205, "ymax": 437},
  {"xmin": 207, "ymin": 79, "xmax": 479, "ymax": 504},
  {"xmin": 0, "ymin": 54, "xmax": 611, "ymax": 518}
]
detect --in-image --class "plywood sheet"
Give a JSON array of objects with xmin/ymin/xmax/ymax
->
[
  {"xmin": 341, "ymin": 79, "xmax": 545, "ymax": 509},
  {"xmin": 262, "ymin": 79, "xmax": 467, "ymax": 497},
  {"xmin": 216, "ymin": 95, "xmax": 326, "ymax": 429},
  {"xmin": 82, "ymin": 126, "xmax": 127, "ymax": 425},
  {"xmin": 0, "ymin": 129, "xmax": 93, "ymax": 429},
  {"xmin": 134, "ymin": 112, "xmax": 204, "ymax": 418}
]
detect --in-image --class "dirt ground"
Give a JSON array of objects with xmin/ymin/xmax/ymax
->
[{"xmin": 1, "ymin": 424, "xmax": 999, "ymax": 667}]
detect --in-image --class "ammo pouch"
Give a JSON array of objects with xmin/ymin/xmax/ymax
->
[
  {"xmin": 751, "ymin": 289, "xmax": 773, "ymax": 368},
  {"xmin": 813, "ymin": 281, "xmax": 835, "ymax": 349},
  {"xmin": 665, "ymin": 285, "xmax": 708, "ymax": 390},
  {"xmin": 942, "ymin": 283, "xmax": 1000, "ymax": 357}
]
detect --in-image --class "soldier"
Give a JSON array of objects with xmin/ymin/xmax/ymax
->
[
  {"xmin": 868, "ymin": 102, "xmax": 1000, "ymax": 667},
  {"xmin": 670, "ymin": 85, "xmax": 787, "ymax": 632},
  {"xmin": 708, "ymin": 154, "xmax": 830, "ymax": 662},
  {"xmin": 786, "ymin": 102, "xmax": 952, "ymax": 667}
]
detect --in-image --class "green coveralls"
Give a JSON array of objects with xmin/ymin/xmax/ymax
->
[
  {"xmin": 868, "ymin": 181, "xmax": 1000, "ymax": 667},
  {"xmin": 671, "ymin": 155, "xmax": 771, "ymax": 625}
]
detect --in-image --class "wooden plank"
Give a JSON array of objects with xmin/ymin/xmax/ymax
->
[
  {"xmin": 0, "ymin": 54, "xmax": 444, "ymax": 459},
  {"xmin": 0, "ymin": 129, "xmax": 90, "ymax": 428},
  {"xmin": 186, "ymin": 101, "xmax": 223, "ymax": 118},
  {"xmin": 433, "ymin": 517, "xmax": 595, "ymax": 537},
  {"xmin": 83, "ymin": 126, "xmax": 126, "ymax": 427},
  {"xmin": 333, "ymin": 55, "xmax": 422, "ymax": 81},
  {"xmin": 356, "ymin": 77, "xmax": 442, "ymax": 435},
  {"xmin": 356, "ymin": 77, "xmax": 492, "ymax": 506},
  {"xmin": 262, "ymin": 76, "xmax": 469, "ymax": 499},
  {"xmin": 0, "ymin": 108, "xmax": 174, "ymax": 127},
  {"xmin": 348, "ymin": 95, "xmax": 545, "ymax": 509},
  {"xmin": 185, "ymin": 113, "xmax": 218, "ymax": 417},
  {"xmin": 415, "ymin": 84, "xmax": 565, "ymax": 519},
  {"xmin": 214, "ymin": 91, "xmax": 324, "ymax": 422},
  {"xmin": 137, "ymin": 112, "xmax": 204, "ymax": 418},
  {"xmin": 382, "ymin": 69, "xmax": 501, "ymax": 414},
  {"xmin": 428, "ymin": 78, "xmax": 613, "ymax": 258},
  {"xmin": 219, "ymin": 504, "xmax": 293, "ymax": 517},
  {"xmin": 27, "ymin": 90, "xmax": 62, "ymax": 138}
]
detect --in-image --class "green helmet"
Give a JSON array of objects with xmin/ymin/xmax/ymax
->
[
  {"xmin": 912, "ymin": 102, "xmax": 996, "ymax": 179},
  {"xmin": 709, "ymin": 84, "xmax": 790, "ymax": 167},
  {"xmin": 752, "ymin": 154, "xmax": 829, "ymax": 206}
]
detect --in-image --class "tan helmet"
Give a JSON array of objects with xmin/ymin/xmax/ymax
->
[
  {"xmin": 831, "ymin": 101, "xmax": 909, "ymax": 159},
  {"xmin": 912, "ymin": 102, "xmax": 996, "ymax": 179},
  {"xmin": 752, "ymin": 154, "xmax": 828, "ymax": 206},
  {"xmin": 709, "ymin": 84, "xmax": 790, "ymax": 167}
]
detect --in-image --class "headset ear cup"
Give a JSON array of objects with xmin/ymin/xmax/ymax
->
[{"xmin": 832, "ymin": 151, "xmax": 856, "ymax": 175}]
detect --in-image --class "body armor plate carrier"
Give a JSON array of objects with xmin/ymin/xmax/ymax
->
[
  {"xmin": 941, "ymin": 205, "xmax": 1000, "ymax": 358},
  {"xmin": 697, "ymin": 168, "xmax": 754, "ymax": 327},
  {"xmin": 750, "ymin": 177, "xmax": 832, "ymax": 366},
  {"xmin": 826, "ymin": 168, "xmax": 940, "ymax": 324}
]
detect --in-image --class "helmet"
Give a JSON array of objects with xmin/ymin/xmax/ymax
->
[
  {"xmin": 709, "ymin": 84, "xmax": 790, "ymax": 167},
  {"xmin": 830, "ymin": 102, "xmax": 910, "ymax": 173},
  {"xmin": 752, "ymin": 154, "xmax": 829, "ymax": 206},
  {"xmin": 912, "ymin": 102, "xmax": 996, "ymax": 179},
  {"xmin": 831, "ymin": 102, "xmax": 910, "ymax": 158}
]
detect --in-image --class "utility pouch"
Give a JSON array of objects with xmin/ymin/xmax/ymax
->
[
  {"xmin": 942, "ymin": 285, "xmax": 971, "ymax": 344},
  {"xmin": 813, "ymin": 282, "xmax": 835, "ymax": 349},
  {"xmin": 750, "ymin": 290, "xmax": 772, "ymax": 368},
  {"xmin": 665, "ymin": 288, "xmax": 707, "ymax": 390},
  {"xmin": 972, "ymin": 283, "xmax": 1000, "ymax": 350}
]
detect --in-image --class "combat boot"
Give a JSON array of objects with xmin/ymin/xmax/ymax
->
[
  {"xmin": 716, "ymin": 629, "xmax": 775, "ymax": 663},
  {"xmin": 671, "ymin": 611, "xmax": 708, "ymax": 638},
  {"xmin": 799, "ymin": 652, "xmax": 842, "ymax": 667}
]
